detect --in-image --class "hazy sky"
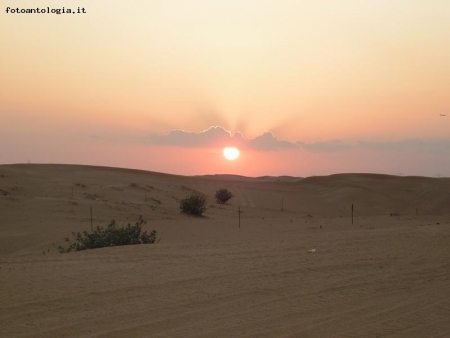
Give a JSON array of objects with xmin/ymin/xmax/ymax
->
[{"xmin": 1, "ymin": 1, "xmax": 449, "ymax": 176}]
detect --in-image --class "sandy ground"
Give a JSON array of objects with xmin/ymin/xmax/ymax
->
[{"xmin": 1, "ymin": 164, "xmax": 450, "ymax": 337}]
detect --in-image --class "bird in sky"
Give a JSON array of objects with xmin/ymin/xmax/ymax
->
[{"xmin": 439, "ymin": 114, "xmax": 446, "ymax": 116}]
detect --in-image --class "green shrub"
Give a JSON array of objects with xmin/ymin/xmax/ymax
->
[
  {"xmin": 59, "ymin": 215, "xmax": 156, "ymax": 252},
  {"xmin": 180, "ymin": 194, "xmax": 206, "ymax": 215},
  {"xmin": 215, "ymin": 188, "xmax": 234, "ymax": 204}
]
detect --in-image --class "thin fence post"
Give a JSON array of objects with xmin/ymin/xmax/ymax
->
[
  {"xmin": 238, "ymin": 206, "xmax": 241, "ymax": 228},
  {"xmin": 352, "ymin": 203, "xmax": 354, "ymax": 224},
  {"xmin": 90, "ymin": 205, "xmax": 93, "ymax": 231}
]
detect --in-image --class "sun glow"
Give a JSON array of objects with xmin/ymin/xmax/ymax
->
[{"xmin": 223, "ymin": 147, "xmax": 240, "ymax": 161}]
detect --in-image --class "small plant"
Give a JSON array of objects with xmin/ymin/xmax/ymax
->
[
  {"xmin": 59, "ymin": 215, "xmax": 156, "ymax": 252},
  {"xmin": 215, "ymin": 189, "xmax": 234, "ymax": 204},
  {"xmin": 180, "ymin": 194, "xmax": 206, "ymax": 216}
]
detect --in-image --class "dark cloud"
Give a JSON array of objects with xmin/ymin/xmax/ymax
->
[
  {"xmin": 148, "ymin": 127, "xmax": 450, "ymax": 154},
  {"xmin": 149, "ymin": 127, "xmax": 293, "ymax": 150},
  {"xmin": 358, "ymin": 139, "xmax": 450, "ymax": 153},
  {"xmin": 250, "ymin": 132, "xmax": 297, "ymax": 150},
  {"xmin": 149, "ymin": 127, "xmax": 348, "ymax": 152},
  {"xmin": 297, "ymin": 140, "xmax": 351, "ymax": 152},
  {"xmin": 149, "ymin": 127, "xmax": 229, "ymax": 147}
]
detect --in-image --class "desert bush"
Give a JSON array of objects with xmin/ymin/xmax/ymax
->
[
  {"xmin": 59, "ymin": 215, "xmax": 156, "ymax": 252},
  {"xmin": 180, "ymin": 194, "xmax": 206, "ymax": 215},
  {"xmin": 215, "ymin": 188, "xmax": 234, "ymax": 204}
]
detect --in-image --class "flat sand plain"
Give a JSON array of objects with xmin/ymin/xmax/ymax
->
[{"xmin": 1, "ymin": 164, "xmax": 450, "ymax": 337}]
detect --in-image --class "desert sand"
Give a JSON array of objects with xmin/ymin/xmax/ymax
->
[{"xmin": 1, "ymin": 164, "xmax": 450, "ymax": 337}]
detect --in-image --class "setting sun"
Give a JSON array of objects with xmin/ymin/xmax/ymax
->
[{"xmin": 223, "ymin": 147, "xmax": 240, "ymax": 161}]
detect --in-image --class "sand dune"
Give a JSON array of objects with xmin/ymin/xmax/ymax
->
[{"xmin": 1, "ymin": 164, "xmax": 450, "ymax": 337}]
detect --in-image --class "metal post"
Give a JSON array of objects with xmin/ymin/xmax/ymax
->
[
  {"xmin": 351, "ymin": 204, "xmax": 354, "ymax": 225},
  {"xmin": 90, "ymin": 205, "xmax": 93, "ymax": 231},
  {"xmin": 238, "ymin": 206, "xmax": 241, "ymax": 228}
]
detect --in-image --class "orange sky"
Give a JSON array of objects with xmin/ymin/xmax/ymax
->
[{"xmin": 1, "ymin": 1, "xmax": 449, "ymax": 176}]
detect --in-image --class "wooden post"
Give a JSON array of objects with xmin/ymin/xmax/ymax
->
[
  {"xmin": 351, "ymin": 204, "xmax": 354, "ymax": 224},
  {"xmin": 90, "ymin": 205, "xmax": 93, "ymax": 231},
  {"xmin": 238, "ymin": 206, "xmax": 241, "ymax": 228}
]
